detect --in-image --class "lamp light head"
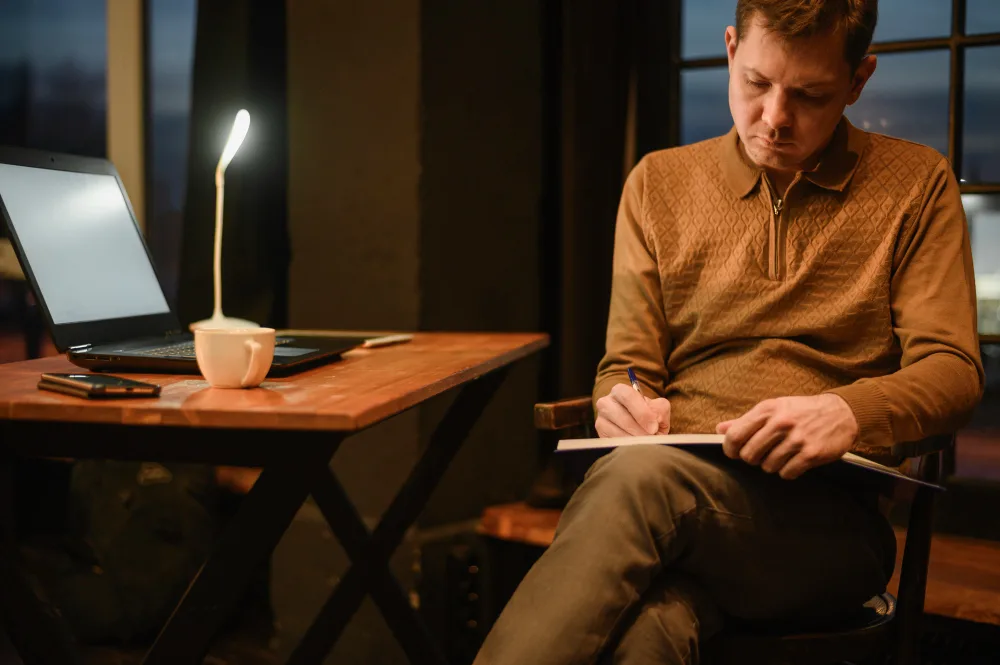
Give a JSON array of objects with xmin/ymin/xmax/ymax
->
[{"xmin": 217, "ymin": 109, "xmax": 250, "ymax": 173}]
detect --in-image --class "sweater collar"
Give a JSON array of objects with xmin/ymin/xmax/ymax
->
[{"xmin": 720, "ymin": 117, "xmax": 869, "ymax": 198}]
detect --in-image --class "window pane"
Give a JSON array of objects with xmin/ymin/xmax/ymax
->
[
  {"xmin": 964, "ymin": 46, "xmax": 1000, "ymax": 183},
  {"xmin": 680, "ymin": 67, "xmax": 731, "ymax": 145},
  {"xmin": 0, "ymin": 0, "xmax": 106, "ymax": 157},
  {"xmin": 872, "ymin": 0, "xmax": 950, "ymax": 43},
  {"xmin": 967, "ymin": 0, "xmax": 1000, "ymax": 36},
  {"xmin": 845, "ymin": 50, "xmax": 949, "ymax": 156},
  {"xmin": 682, "ymin": 0, "xmax": 732, "ymax": 60},
  {"xmin": 964, "ymin": 194, "xmax": 1000, "ymax": 336},
  {"xmin": 148, "ymin": 0, "xmax": 197, "ymax": 304}
]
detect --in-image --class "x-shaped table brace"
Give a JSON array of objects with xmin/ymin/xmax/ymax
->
[{"xmin": 139, "ymin": 367, "xmax": 509, "ymax": 665}]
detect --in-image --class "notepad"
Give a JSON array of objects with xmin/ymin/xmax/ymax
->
[{"xmin": 556, "ymin": 434, "xmax": 944, "ymax": 490}]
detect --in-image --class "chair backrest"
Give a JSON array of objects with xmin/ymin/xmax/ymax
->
[{"xmin": 892, "ymin": 435, "xmax": 953, "ymax": 665}]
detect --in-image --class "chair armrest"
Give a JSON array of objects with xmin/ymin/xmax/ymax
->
[{"xmin": 534, "ymin": 396, "xmax": 593, "ymax": 431}]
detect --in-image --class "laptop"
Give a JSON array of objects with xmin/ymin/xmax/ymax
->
[{"xmin": 0, "ymin": 146, "xmax": 368, "ymax": 376}]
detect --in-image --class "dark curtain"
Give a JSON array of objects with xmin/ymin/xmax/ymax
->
[
  {"xmin": 546, "ymin": 0, "xmax": 679, "ymax": 400},
  {"xmin": 176, "ymin": 0, "xmax": 289, "ymax": 329},
  {"xmin": 530, "ymin": 0, "xmax": 678, "ymax": 503}
]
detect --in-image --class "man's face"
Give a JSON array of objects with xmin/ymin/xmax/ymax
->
[{"xmin": 725, "ymin": 15, "xmax": 876, "ymax": 175}]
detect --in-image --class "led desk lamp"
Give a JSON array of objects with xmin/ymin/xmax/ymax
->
[{"xmin": 189, "ymin": 109, "xmax": 259, "ymax": 331}]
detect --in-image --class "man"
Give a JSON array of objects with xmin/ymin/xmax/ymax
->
[{"xmin": 475, "ymin": 1, "xmax": 984, "ymax": 663}]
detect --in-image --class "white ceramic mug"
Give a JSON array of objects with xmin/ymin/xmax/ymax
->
[{"xmin": 194, "ymin": 327, "xmax": 276, "ymax": 388}]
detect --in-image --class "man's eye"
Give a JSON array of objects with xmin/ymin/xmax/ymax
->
[{"xmin": 746, "ymin": 78, "xmax": 768, "ymax": 89}]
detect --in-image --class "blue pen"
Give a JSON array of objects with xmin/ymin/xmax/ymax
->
[{"xmin": 627, "ymin": 367, "xmax": 641, "ymax": 393}]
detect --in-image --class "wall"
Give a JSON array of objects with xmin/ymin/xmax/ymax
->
[
  {"xmin": 417, "ymin": 0, "xmax": 544, "ymax": 527},
  {"xmin": 285, "ymin": 1, "xmax": 422, "ymax": 662},
  {"xmin": 285, "ymin": 1, "xmax": 545, "ymax": 661},
  {"xmin": 287, "ymin": 0, "xmax": 424, "ymax": 517}
]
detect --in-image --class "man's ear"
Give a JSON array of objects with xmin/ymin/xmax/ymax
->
[
  {"xmin": 725, "ymin": 26, "xmax": 738, "ymax": 71},
  {"xmin": 847, "ymin": 54, "xmax": 877, "ymax": 106}
]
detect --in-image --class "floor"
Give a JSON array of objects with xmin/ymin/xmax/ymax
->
[{"xmin": 888, "ymin": 528, "xmax": 1000, "ymax": 627}]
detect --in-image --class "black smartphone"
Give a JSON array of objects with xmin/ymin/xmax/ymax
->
[{"xmin": 38, "ymin": 373, "xmax": 161, "ymax": 399}]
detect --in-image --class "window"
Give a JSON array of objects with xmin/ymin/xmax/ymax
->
[
  {"xmin": 0, "ymin": 0, "xmax": 106, "ymax": 362},
  {"xmin": 968, "ymin": 0, "xmax": 1000, "ymax": 36},
  {"xmin": 964, "ymin": 45, "xmax": 1000, "ymax": 182},
  {"xmin": 0, "ymin": 0, "xmax": 107, "ymax": 157},
  {"xmin": 680, "ymin": 67, "xmax": 729, "ymax": 145},
  {"xmin": 146, "ymin": 0, "xmax": 198, "ymax": 305},
  {"xmin": 677, "ymin": 0, "xmax": 1000, "ymax": 338},
  {"xmin": 965, "ymin": 194, "xmax": 1000, "ymax": 336},
  {"xmin": 844, "ymin": 50, "xmax": 950, "ymax": 156}
]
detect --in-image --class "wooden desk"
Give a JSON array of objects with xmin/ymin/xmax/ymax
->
[{"xmin": 0, "ymin": 331, "xmax": 548, "ymax": 665}]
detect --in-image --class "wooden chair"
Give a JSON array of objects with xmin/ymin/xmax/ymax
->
[{"xmin": 488, "ymin": 396, "xmax": 951, "ymax": 665}]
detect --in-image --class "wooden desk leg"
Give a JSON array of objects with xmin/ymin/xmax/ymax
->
[
  {"xmin": 288, "ymin": 369, "xmax": 508, "ymax": 665},
  {"xmin": 141, "ymin": 439, "xmax": 342, "ymax": 665},
  {"xmin": 0, "ymin": 457, "xmax": 81, "ymax": 665}
]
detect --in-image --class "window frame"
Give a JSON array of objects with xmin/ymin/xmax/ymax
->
[{"xmin": 107, "ymin": 0, "xmax": 147, "ymax": 232}]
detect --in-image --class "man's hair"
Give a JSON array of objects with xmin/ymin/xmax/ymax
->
[{"xmin": 735, "ymin": 0, "xmax": 879, "ymax": 73}]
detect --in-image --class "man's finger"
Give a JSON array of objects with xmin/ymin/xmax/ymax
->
[
  {"xmin": 739, "ymin": 424, "xmax": 787, "ymax": 466},
  {"xmin": 601, "ymin": 396, "xmax": 651, "ymax": 436},
  {"xmin": 596, "ymin": 416, "xmax": 630, "ymax": 439},
  {"xmin": 759, "ymin": 438, "xmax": 800, "ymax": 474},
  {"xmin": 610, "ymin": 383, "xmax": 658, "ymax": 434},
  {"xmin": 645, "ymin": 397, "xmax": 671, "ymax": 433},
  {"xmin": 722, "ymin": 402, "xmax": 771, "ymax": 458},
  {"xmin": 777, "ymin": 452, "xmax": 816, "ymax": 480}
]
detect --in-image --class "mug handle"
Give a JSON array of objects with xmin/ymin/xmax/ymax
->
[{"xmin": 241, "ymin": 339, "xmax": 262, "ymax": 387}]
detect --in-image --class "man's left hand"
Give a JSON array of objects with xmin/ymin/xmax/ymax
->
[{"xmin": 716, "ymin": 394, "xmax": 860, "ymax": 480}]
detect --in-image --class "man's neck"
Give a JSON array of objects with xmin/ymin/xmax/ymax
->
[{"xmin": 765, "ymin": 170, "xmax": 795, "ymax": 197}]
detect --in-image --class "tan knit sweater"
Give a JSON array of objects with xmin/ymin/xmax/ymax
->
[{"xmin": 594, "ymin": 118, "xmax": 984, "ymax": 449}]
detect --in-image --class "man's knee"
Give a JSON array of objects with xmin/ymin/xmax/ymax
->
[{"xmin": 554, "ymin": 446, "xmax": 725, "ymax": 547}]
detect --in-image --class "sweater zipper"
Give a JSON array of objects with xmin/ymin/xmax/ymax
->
[
  {"xmin": 772, "ymin": 196, "xmax": 784, "ymax": 279},
  {"xmin": 763, "ymin": 179, "xmax": 785, "ymax": 280}
]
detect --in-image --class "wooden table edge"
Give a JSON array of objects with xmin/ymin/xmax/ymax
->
[{"xmin": 0, "ymin": 333, "xmax": 550, "ymax": 434}]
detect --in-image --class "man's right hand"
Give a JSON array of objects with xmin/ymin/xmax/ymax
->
[{"xmin": 595, "ymin": 383, "xmax": 671, "ymax": 437}]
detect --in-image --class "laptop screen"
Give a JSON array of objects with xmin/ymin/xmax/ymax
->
[{"xmin": 0, "ymin": 163, "xmax": 170, "ymax": 325}]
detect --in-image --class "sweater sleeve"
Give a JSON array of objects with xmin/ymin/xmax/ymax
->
[
  {"xmin": 827, "ymin": 159, "xmax": 985, "ymax": 448},
  {"xmin": 592, "ymin": 158, "xmax": 672, "ymax": 408}
]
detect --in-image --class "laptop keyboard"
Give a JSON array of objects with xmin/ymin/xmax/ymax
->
[
  {"xmin": 141, "ymin": 341, "xmax": 196, "ymax": 358},
  {"xmin": 140, "ymin": 337, "xmax": 293, "ymax": 358}
]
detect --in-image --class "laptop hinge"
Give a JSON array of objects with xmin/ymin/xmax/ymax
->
[{"xmin": 68, "ymin": 344, "xmax": 92, "ymax": 352}]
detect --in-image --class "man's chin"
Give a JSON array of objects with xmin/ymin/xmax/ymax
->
[{"xmin": 746, "ymin": 147, "xmax": 802, "ymax": 172}]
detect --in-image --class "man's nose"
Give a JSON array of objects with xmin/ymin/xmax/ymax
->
[{"xmin": 761, "ymin": 91, "xmax": 792, "ymax": 132}]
